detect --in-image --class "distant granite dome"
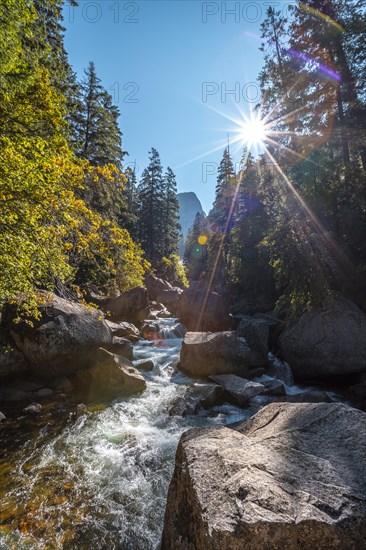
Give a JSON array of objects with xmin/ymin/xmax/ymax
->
[{"xmin": 177, "ymin": 192, "xmax": 204, "ymax": 256}]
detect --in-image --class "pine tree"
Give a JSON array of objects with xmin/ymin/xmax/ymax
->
[
  {"xmin": 138, "ymin": 148, "xmax": 165, "ymax": 266},
  {"xmin": 162, "ymin": 167, "xmax": 181, "ymax": 258},
  {"xmin": 32, "ymin": 0, "xmax": 83, "ymax": 149},
  {"xmin": 119, "ymin": 167, "xmax": 139, "ymax": 239},
  {"xmin": 79, "ymin": 61, "xmax": 124, "ymax": 168},
  {"xmin": 209, "ymin": 148, "xmax": 236, "ymax": 232}
]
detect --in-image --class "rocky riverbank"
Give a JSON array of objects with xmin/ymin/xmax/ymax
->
[{"xmin": 1, "ymin": 276, "xmax": 366, "ymax": 548}]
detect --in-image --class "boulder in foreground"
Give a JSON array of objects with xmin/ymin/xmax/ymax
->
[
  {"xmin": 180, "ymin": 332, "xmax": 264, "ymax": 379},
  {"xmin": 162, "ymin": 402, "xmax": 366, "ymax": 550}
]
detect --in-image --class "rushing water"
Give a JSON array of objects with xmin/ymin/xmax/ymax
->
[
  {"xmin": 0, "ymin": 317, "xmax": 343, "ymax": 549},
  {"xmin": 0, "ymin": 318, "xmax": 252, "ymax": 550}
]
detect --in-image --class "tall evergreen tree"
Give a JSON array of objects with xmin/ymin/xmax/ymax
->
[
  {"xmin": 209, "ymin": 148, "xmax": 236, "ymax": 233},
  {"xmin": 78, "ymin": 61, "xmax": 124, "ymax": 168},
  {"xmin": 162, "ymin": 167, "xmax": 181, "ymax": 258},
  {"xmin": 138, "ymin": 148, "xmax": 165, "ymax": 266},
  {"xmin": 120, "ymin": 167, "xmax": 139, "ymax": 239},
  {"xmin": 32, "ymin": 0, "xmax": 82, "ymax": 148}
]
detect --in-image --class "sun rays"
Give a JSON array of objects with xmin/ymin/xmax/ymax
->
[{"xmin": 192, "ymin": 80, "xmax": 357, "ymax": 328}]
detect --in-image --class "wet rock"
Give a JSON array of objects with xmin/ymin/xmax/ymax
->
[
  {"xmin": 140, "ymin": 322, "xmax": 159, "ymax": 340},
  {"xmin": 180, "ymin": 332, "xmax": 264, "ymax": 379},
  {"xmin": 0, "ymin": 346, "xmax": 28, "ymax": 380},
  {"xmin": 105, "ymin": 320, "xmax": 140, "ymax": 340},
  {"xmin": 168, "ymin": 383, "xmax": 224, "ymax": 416},
  {"xmin": 105, "ymin": 336, "xmax": 133, "ymax": 360},
  {"xmin": 23, "ymin": 402, "xmax": 42, "ymax": 414},
  {"xmin": 209, "ymin": 374, "xmax": 265, "ymax": 406},
  {"xmin": 280, "ymin": 296, "xmax": 366, "ymax": 381},
  {"xmin": 133, "ymin": 359, "xmax": 154, "ymax": 371},
  {"xmin": 105, "ymin": 286, "xmax": 149, "ymax": 324},
  {"xmin": 267, "ymin": 354, "xmax": 294, "ymax": 385},
  {"xmin": 6, "ymin": 293, "xmax": 112, "ymax": 378},
  {"xmin": 176, "ymin": 283, "xmax": 231, "ymax": 332},
  {"xmin": 162, "ymin": 402, "xmax": 366, "ymax": 550},
  {"xmin": 37, "ymin": 388, "xmax": 53, "ymax": 397},
  {"xmin": 171, "ymin": 323, "xmax": 187, "ymax": 339},
  {"xmin": 72, "ymin": 348, "xmax": 146, "ymax": 402},
  {"xmin": 263, "ymin": 379, "xmax": 286, "ymax": 396}
]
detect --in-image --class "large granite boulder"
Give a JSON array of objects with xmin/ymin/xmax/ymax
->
[
  {"xmin": 180, "ymin": 332, "xmax": 264, "ymax": 379},
  {"xmin": 0, "ymin": 346, "xmax": 29, "ymax": 380},
  {"xmin": 162, "ymin": 402, "xmax": 366, "ymax": 550},
  {"xmin": 6, "ymin": 294, "xmax": 112, "ymax": 378},
  {"xmin": 72, "ymin": 348, "xmax": 146, "ymax": 401},
  {"xmin": 177, "ymin": 284, "xmax": 231, "ymax": 332},
  {"xmin": 280, "ymin": 297, "xmax": 366, "ymax": 380},
  {"xmin": 105, "ymin": 287, "xmax": 149, "ymax": 324},
  {"xmin": 144, "ymin": 274, "xmax": 173, "ymax": 301}
]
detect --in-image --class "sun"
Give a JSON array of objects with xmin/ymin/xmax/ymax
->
[{"xmin": 240, "ymin": 114, "xmax": 268, "ymax": 148}]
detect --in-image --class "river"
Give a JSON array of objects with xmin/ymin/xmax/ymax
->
[
  {"xmin": 0, "ymin": 319, "xmax": 253, "ymax": 549},
  {"xmin": 0, "ymin": 317, "xmax": 339, "ymax": 549}
]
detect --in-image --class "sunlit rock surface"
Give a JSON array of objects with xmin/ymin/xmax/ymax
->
[{"xmin": 162, "ymin": 402, "xmax": 366, "ymax": 550}]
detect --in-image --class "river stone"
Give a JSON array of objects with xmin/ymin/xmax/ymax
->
[
  {"xmin": 162, "ymin": 402, "xmax": 366, "ymax": 550},
  {"xmin": 105, "ymin": 320, "xmax": 140, "ymax": 340},
  {"xmin": 23, "ymin": 402, "xmax": 42, "ymax": 415},
  {"xmin": 0, "ymin": 346, "xmax": 28, "ymax": 380},
  {"xmin": 72, "ymin": 348, "xmax": 146, "ymax": 402},
  {"xmin": 168, "ymin": 383, "xmax": 224, "ymax": 416},
  {"xmin": 263, "ymin": 379, "xmax": 286, "ymax": 396},
  {"xmin": 104, "ymin": 336, "xmax": 133, "ymax": 360},
  {"xmin": 140, "ymin": 322, "xmax": 159, "ymax": 340},
  {"xmin": 209, "ymin": 374, "xmax": 265, "ymax": 406},
  {"xmin": 180, "ymin": 332, "xmax": 264, "ymax": 379},
  {"xmin": 105, "ymin": 287, "xmax": 149, "ymax": 324},
  {"xmin": 7, "ymin": 293, "xmax": 112, "ymax": 379},
  {"xmin": 176, "ymin": 283, "xmax": 231, "ymax": 332},
  {"xmin": 280, "ymin": 296, "xmax": 366, "ymax": 380},
  {"xmin": 133, "ymin": 359, "xmax": 154, "ymax": 371}
]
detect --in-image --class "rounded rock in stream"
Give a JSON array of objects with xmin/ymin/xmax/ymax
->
[{"xmin": 72, "ymin": 348, "xmax": 147, "ymax": 402}]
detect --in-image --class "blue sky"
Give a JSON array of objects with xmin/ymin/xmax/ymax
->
[{"xmin": 63, "ymin": 1, "xmax": 276, "ymax": 212}]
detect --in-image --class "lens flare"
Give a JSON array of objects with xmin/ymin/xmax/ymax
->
[{"xmin": 239, "ymin": 114, "xmax": 268, "ymax": 148}]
